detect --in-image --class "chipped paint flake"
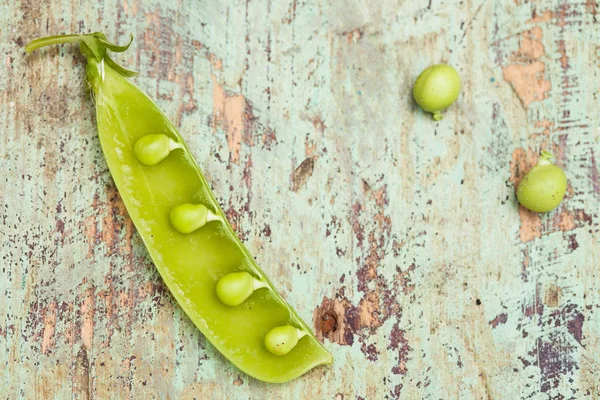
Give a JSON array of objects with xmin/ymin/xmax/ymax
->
[
  {"xmin": 211, "ymin": 76, "xmax": 250, "ymax": 164},
  {"xmin": 502, "ymin": 27, "xmax": 551, "ymax": 107},
  {"xmin": 290, "ymin": 157, "xmax": 315, "ymax": 191},
  {"xmin": 503, "ymin": 61, "xmax": 551, "ymax": 107}
]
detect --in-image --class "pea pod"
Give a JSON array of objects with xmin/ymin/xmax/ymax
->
[{"xmin": 26, "ymin": 33, "xmax": 332, "ymax": 383}]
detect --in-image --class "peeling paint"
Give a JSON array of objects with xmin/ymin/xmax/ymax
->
[
  {"xmin": 211, "ymin": 76, "xmax": 252, "ymax": 164},
  {"xmin": 41, "ymin": 301, "xmax": 58, "ymax": 354},
  {"xmin": 502, "ymin": 27, "xmax": 551, "ymax": 107},
  {"xmin": 2, "ymin": 0, "xmax": 599, "ymax": 398},
  {"xmin": 290, "ymin": 157, "xmax": 315, "ymax": 192},
  {"xmin": 489, "ymin": 313, "xmax": 508, "ymax": 328},
  {"xmin": 544, "ymin": 285, "xmax": 562, "ymax": 308},
  {"xmin": 527, "ymin": 10, "xmax": 554, "ymax": 24}
]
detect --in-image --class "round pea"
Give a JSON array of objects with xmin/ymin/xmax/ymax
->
[
  {"xmin": 169, "ymin": 203, "xmax": 209, "ymax": 233},
  {"xmin": 216, "ymin": 271, "xmax": 255, "ymax": 306},
  {"xmin": 134, "ymin": 134, "xmax": 172, "ymax": 165},
  {"xmin": 413, "ymin": 64, "xmax": 460, "ymax": 120},
  {"xmin": 264, "ymin": 325, "xmax": 300, "ymax": 356},
  {"xmin": 517, "ymin": 151, "xmax": 567, "ymax": 212}
]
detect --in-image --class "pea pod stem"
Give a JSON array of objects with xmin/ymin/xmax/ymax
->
[
  {"xmin": 538, "ymin": 150, "xmax": 554, "ymax": 166},
  {"xmin": 26, "ymin": 32, "xmax": 138, "ymax": 81},
  {"xmin": 25, "ymin": 34, "xmax": 83, "ymax": 53}
]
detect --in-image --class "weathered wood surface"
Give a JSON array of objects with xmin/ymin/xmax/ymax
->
[{"xmin": 1, "ymin": 0, "xmax": 600, "ymax": 398}]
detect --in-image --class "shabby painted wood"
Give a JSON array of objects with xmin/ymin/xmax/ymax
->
[{"xmin": 1, "ymin": 0, "xmax": 600, "ymax": 398}]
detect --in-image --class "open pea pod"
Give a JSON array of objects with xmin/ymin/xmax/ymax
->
[{"xmin": 26, "ymin": 33, "xmax": 332, "ymax": 383}]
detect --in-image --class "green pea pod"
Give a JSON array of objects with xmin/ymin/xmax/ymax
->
[{"xmin": 26, "ymin": 33, "xmax": 332, "ymax": 383}]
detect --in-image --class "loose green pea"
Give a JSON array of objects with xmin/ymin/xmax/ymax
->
[
  {"xmin": 517, "ymin": 151, "xmax": 567, "ymax": 213},
  {"xmin": 413, "ymin": 64, "xmax": 461, "ymax": 121},
  {"xmin": 264, "ymin": 325, "xmax": 304, "ymax": 356},
  {"xmin": 170, "ymin": 203, "xmax": 220, "ymax": 233},
  {"xmin": 134, "ymin": 134, "xmax": 180, "ymax": 165},
  {"xmin": 216, "ymin": 271, "xmax": 255, "ymax": 306}
]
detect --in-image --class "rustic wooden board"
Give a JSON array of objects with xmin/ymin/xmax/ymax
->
[{"xmin": 1, "ymin": 0, "xmax": 599, "ymax": 398}]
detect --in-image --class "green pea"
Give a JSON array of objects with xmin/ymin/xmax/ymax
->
[
  {"xmin": 264, "ymin": 325, "xmax": 306, "ymax": 356},
  {"xmin": 169, "ymin": 203, "xmax": 221, "ymax": 233},
  {"xmin": 517, "ymin": 151, "xmax": 567, "ymax": 212},
  {"xmin": 134, "ymin": 134, "xmax": 182, "ymax": 165},
  {"xmin": 413, "ymin": 64, "xmax": 461, "ymax": 121},
  {"xmin": 216, "ymin": 271, "xmax": 265, "ymax": 306}
]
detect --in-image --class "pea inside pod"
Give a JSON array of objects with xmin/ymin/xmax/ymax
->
[
  {"xmin": 413, "ymin": 64, "xmax": 461, "ymax": 120},
  {"xmin": 169, "ymin": 203, "xmax": 222, "ymax": 233},
  {"xmin": 264, "ymin": 325, "xmax": 307, "ymax": 356},
  {"xmin": 26, "ymin": 32, "xmax": 332, "ymax": 383},
  {"xmin": 134, "ymin": 134, "xmax": 183, "ymax": 166},
  {"xmin": 216, "ymin": 271, "xmax": 267, "ymax": 307},
  {"xmin": 517, "ymin": 151, "xmax": 567, "ymax": 212}
]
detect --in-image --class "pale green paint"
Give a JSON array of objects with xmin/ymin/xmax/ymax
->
[{"xmin": 1, "ymin": 0, "xmax": 600, "ymax": 399}]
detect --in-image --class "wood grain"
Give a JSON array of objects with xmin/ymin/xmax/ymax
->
[{"xmin": 1, "ymin": 0, "xmax": 599, "ymax": 398}]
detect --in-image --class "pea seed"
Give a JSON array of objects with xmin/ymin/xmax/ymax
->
[
  {"xmin": 413, "ymin": 64, "xmax": 461, "ymax": 120},
  {"xmin": 216, "ymin": 271, "xmax": 267, "ymax": 306},
  {"xmin": 169, "ymin": 203, "xmax": 222, "ymax": 233},
  {"xmin": 517, "ymin": 151, "xmax": 567, "ymax": 212},
  {"xmin": 134, "ymin": 134, "xmax": 182, "ymax": 165},
  {"xmin": 264, "ymin": 325, "xmax": 306, "ymax": 356}
]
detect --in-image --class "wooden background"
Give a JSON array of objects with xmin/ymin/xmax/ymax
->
[{"xmin": 1, "ymin": 0, "xmax": 599, "ymax": 398}]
